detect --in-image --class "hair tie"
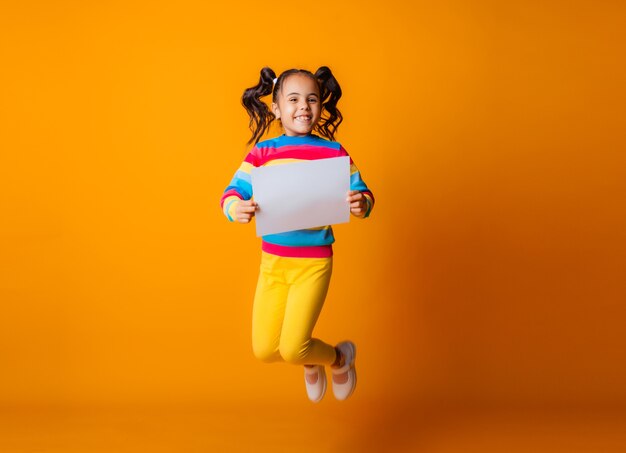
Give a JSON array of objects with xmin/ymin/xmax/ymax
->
[{"xmin": 273, "ymin": 78, "xmax": 278, "ymax": 85}]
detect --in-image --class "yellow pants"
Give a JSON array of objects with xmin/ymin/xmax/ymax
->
[{"xmin": 252, "ymin": 252, "xmax": 337, "ymax": 366}]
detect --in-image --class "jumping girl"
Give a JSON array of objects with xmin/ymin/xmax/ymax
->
[{"xmin": 220, "ymin": 66, "xmax": 374, "ymax": 402}]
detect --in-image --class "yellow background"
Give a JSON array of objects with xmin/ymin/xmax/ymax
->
[{"xmin": 1, "ymin": 0, "xmax": 626, "ymax": 451}]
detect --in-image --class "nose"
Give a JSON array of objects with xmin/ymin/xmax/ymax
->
[{"xmin": 299, "ymin": 100, "xmax": 310, "ymax": 110}]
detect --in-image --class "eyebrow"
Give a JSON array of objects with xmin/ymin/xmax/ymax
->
[{"xmin": 286, "ymin": 92, "xmax": 319, "ymax": 97}]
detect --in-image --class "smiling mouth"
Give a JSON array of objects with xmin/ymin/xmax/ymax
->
[{"xmin": 295, "ymin": 115, "xmax": 312, "ymax": 122}]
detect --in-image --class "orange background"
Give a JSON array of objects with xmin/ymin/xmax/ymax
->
[{"xmin": 1, "ymin": 0, "xmax": 626, "ymax": 451}]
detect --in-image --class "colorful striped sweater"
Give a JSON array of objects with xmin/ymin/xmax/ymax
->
[{"xmin": 220, "ymin": 134, "xmax": 374, "ymax": 258}]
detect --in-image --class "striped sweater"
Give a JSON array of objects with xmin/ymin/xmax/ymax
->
[{"xmin": 220, "ymin": 134, "xmax": 374, "ymax": 258}]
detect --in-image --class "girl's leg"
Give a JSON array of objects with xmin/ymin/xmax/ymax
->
[
  {"xmin": 278, "ymin": 257, "xmax": 337, "ymax": 366},
  {"xmin": 251, "ymin": 253, "xmax": 289, "ymax": 363}
]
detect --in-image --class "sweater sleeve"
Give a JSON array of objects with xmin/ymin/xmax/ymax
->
[
  {"xmin": 342, "ymin": 146, "xmax": 375, "ymax": 219},
  {"xmin": 220, "ymin": 151, "xmax": 256, "ymax": 222}
]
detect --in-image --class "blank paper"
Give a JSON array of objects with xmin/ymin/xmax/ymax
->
[{"xmin": 250, "ymin": 156, "xmax": 350, "ymax": 237}]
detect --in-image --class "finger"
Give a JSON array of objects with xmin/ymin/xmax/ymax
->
[
  {"xmin": 347, "ymin": 193, "xmax": 363, "ymax": 202},
  {"xmin": 237, "ymin": 205, "xmax": 257, "ymax": 213},
  {"xmin": 346, "ymin": 190, "xmax": 359, "ymax": 201},
  {"xmin": 350, "ymin": 200, "xmax": 364, "ymax": 208}
]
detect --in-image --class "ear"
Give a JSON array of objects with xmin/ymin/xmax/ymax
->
[{"xmin": 271, "ymin": 102, "xmax": 280, "ymax": 119}]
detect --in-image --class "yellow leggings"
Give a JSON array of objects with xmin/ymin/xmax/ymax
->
[{"xmin": 252, "ymin": 252, "xmax": 337, "ymax": 366}]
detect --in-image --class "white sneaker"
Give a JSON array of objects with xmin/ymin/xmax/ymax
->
[
  {"xmin": 331, "ymin": 341, "xmax": 357, "ymax": 401},
  {"xmin": 304, "ymin": 365, "xmax": 327, "ymax": 403}
]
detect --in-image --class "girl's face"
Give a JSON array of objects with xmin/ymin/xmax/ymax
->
[{"xmin": 272, "ymin": 74, "xmax": 321, "ymax": 137}]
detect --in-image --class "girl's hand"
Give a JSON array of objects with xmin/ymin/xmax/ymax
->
[
  {"xmin": 347, "ymin": 190, "xmax": 368, "ymax": 218},
  {"xmin": 235, "ymin": 199, "xmax": 258, "ymax": 223}
]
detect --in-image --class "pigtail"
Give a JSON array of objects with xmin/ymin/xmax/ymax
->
[
  {"xmin": 314, "ymin": 66, "xmax": 343, "ymax": 141},
  {"xmin": 241, "ymin": 67, "xmax": 277, "ymax": 145}
]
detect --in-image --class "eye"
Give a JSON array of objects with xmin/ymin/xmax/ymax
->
[
  {"xmin": 308, "ymin": 98, "xmax": 317, "ymax": 103},
  {"xmin": 289, "ymin": 98, "xmax": 298, "ymax": 102}
]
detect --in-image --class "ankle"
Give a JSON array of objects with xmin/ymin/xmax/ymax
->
[{"xmin": 331, "ymin": 348, "xmax": 343, "ymax": 368}]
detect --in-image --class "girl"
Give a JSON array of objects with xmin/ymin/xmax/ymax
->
[{"xmin": 220, "ymin": 66, "xmax": 374, "ymax": 403}]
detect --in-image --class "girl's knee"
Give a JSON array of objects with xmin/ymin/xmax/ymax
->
[{"xmin": 252, "ymin": 341, "xmax": 280, "ymax": 363}]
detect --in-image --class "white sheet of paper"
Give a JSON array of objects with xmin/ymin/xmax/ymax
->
[{"xmin": 250, "ymin": 156, "xmax": 350, "ymax": 237}]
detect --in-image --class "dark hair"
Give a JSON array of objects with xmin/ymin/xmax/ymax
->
[{"xmin": 241, "ymin": 66, "xmax": 343, "ymax": 145}]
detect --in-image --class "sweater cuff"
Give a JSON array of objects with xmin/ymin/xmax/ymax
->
[
  {"xmin": 362, "ymin": 193, "xmax": 374, "ymax": 219},
  {"xmin": 223, "ymin": 196, "xmax": 240, "ymax": 222}
]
